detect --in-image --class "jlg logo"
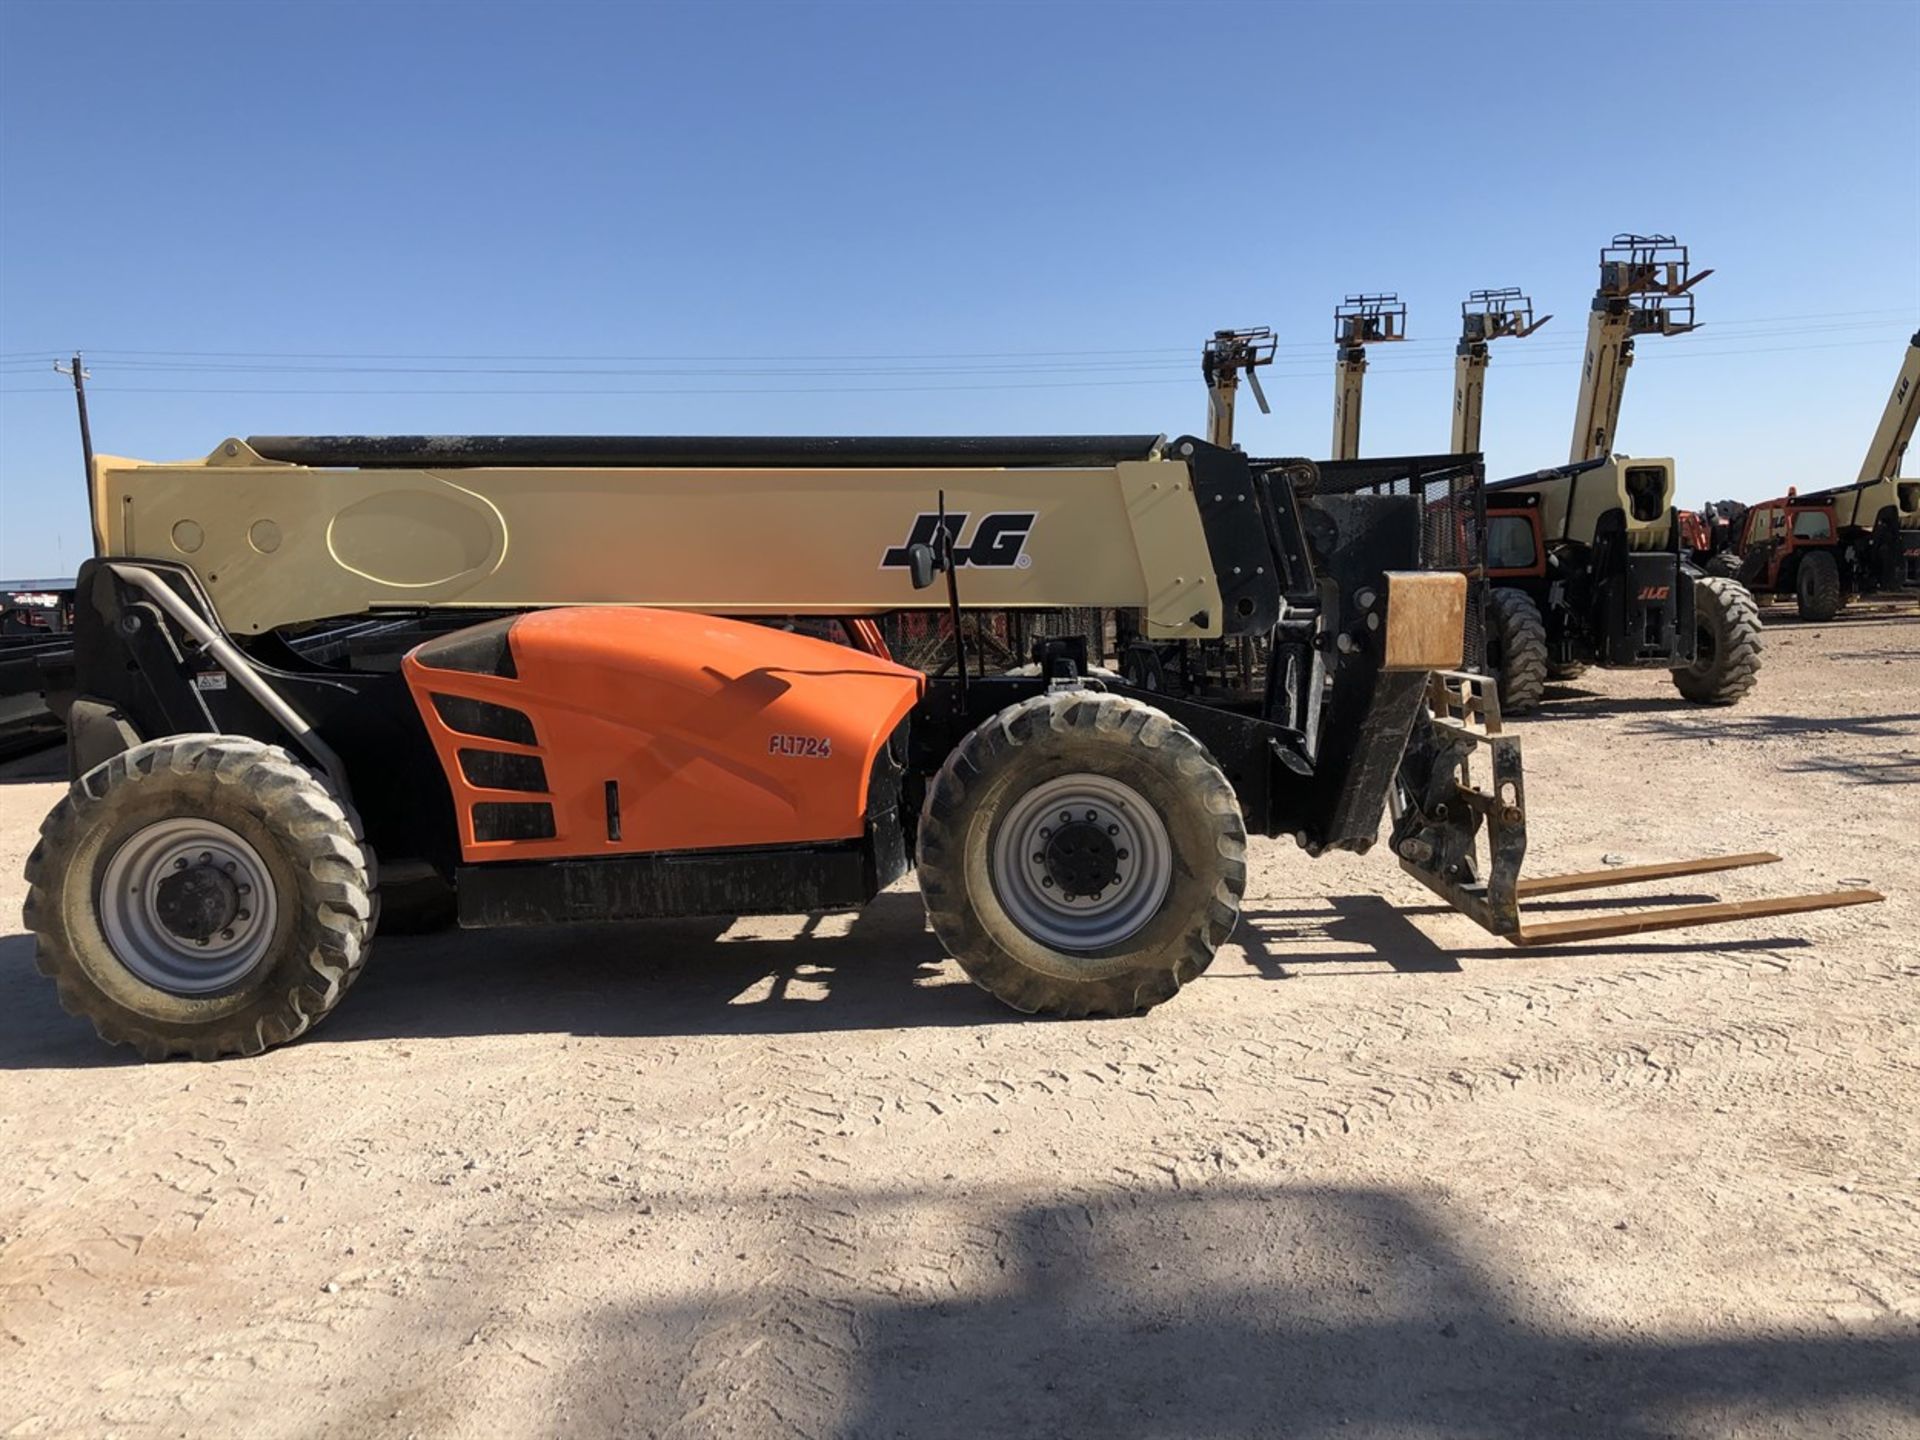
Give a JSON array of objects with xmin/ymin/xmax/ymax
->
[
  {"xmin": 769, "ymin": 734, "xmax": 832, "ymax": 759},
  {"xmin": 1638, "ymin": 585, "xmax": 1671, "ymax": 602},
  {"xmin": 881, "ymin": 513, "xmax": 1036, "ymax": 570}
]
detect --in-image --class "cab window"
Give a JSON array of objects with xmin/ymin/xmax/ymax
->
[
  {"xmin": 1487, "ymin": 514, "xmax": 1538, "ymax": 570},
  {"xmin": 1790, "ymin": 510, "xmax": 1831, "ymax": 542},
  {"xmin": 1623, "ymin": 466, "xmax": 1668, "ymax": 522},
  {"xmin": 1743, "ymin": 508, "xmax": 1775, "ymax": 546}
]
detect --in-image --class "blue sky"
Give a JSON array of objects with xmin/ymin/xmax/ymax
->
[{"xmin": 2, "ymin": 0, "xmax": 1915, "ymax": 578}]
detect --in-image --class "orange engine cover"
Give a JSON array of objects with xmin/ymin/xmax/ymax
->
[{"xmin": 402, "ymin": 609, "xmax": 924, "ymax": 862}]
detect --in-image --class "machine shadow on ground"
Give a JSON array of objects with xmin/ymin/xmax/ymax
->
[
  {"xmin": 1624, "ymin": 709, "xmax": 1920, "ymax": 741},
  {"xmin": 0, "ymin": 744, "xmax": 64, "ymax": 785},
  {"xmin": 1522, "ymin": 686, "xmax": 1728, "ymax": 720},
  {"xmin": 1234, "ymin": 893, "xmax": 1808, "ymax": 979},
  {"xmin": 1618, "ymin": 709, "xmax": 1920, "ymax": 785},
  {"xmin": 0, "ymin": 891, "xmax": 1017, "ymax": 1067},
  {"xmin": 1754, "ymin": 606, "xmax": 1920, "ymax": 630},
  {"xmin": 1780, "ymin": 753, "xmax": 1919, "ymax": 786},
  {"xmin": 0, "ymin": 883, "xmax": 1810, "ymax": 1068},
  {"xmin": 568, "ymin": 1182, "xmax": 1920, "ymax": 1439}
]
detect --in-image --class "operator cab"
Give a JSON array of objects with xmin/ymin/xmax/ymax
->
[{"xmin": 1485, "ymin": 492, "xmax": 1544, "ymax": 577}]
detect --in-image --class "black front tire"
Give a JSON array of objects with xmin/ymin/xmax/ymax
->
[
  {"xmin": 1487, "ymin": 588, "xmax": 1549, "ymax": 715},
  {"xmin": 1672, "ymin": 576, "xmax": 1762, "ymax": 705},
  {"xmin": 1794, "ymin": 550, "xmax": 1843, "ymax": 621},
  {"xmin": 916, "ymin": 691, "xmax": 1245, "ymax": 1018},
  {"xmin": 22, "ymin": 735, "xmax": 375, "ymax": 1060},
  {"xmin": 1706, "ymin": 552, "xmax": 1744, "ymax": 580}
]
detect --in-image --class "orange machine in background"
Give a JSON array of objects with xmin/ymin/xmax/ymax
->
[{"xmin": 403, "ymin": 608, "xmax": 924, "ymax": 863}]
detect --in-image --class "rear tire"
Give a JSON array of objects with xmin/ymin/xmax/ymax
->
[
  {"xmin": 1672, "ymin": 576, "xmax": 1762, "ymax": 705},
  {"xmin": 22, "ymin": 735, "xmax": 374, "ymax": 1060},
  {"xmin": 917, "ymin": 691, "xmax": 1244, "ymax": 1017},
  {"xmin": 1706, "ymin": 552, "xmax": 1743, "ymax": 580},
  {"xmin": 1794, "ymin": 549, "xmax": 1842, "ymax": 621},
  {"xmin": 1487, "ymin": 588, "xmax": 1549, "ymax": 715}
]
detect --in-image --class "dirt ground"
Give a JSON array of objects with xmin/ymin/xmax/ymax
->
[{"xmin": 1, "ymin": 608, "xmax": 1915, "ymax": 1439}]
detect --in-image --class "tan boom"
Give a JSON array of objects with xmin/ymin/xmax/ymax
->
[
  {"xmin": 1331, "ymin": 294, "xmax": 1407, "ymax": 462},
  {"xmin": 1450, "ymin": 288, "xmax": 1549, "ymax": 455},
  {"xmin": 1569, "ymin": 235, "xmax": 1709, "ymax": 464},
  {"xmin": 91, "ymin": 436, "xmax": 1227, "ymax": 639},
  {"xmin": 1858, "ymin": 330, "xmax": 1920, "ymax": 485}
]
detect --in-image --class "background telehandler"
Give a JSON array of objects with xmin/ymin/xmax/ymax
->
[
  {"xmin": 1449, "ymin": 287, "xmax": 1550, "ymax": 457},
  {"xmin": 21, "ymin": 427, "xmax": 1879, "ymax": 1060},
  {"xmin": 1331, "ymin": 294, "xmax": 1408, "ymax": 461},
  {"xmin": 1481, "ymin": 235, "xmax": 1762, "ymax": 712},
  {"xmin": 1707, "ymin": 330, "xmax": 1920, "ymax": 615}
]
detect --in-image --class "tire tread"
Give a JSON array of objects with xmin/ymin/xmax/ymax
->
[
  {"xmin": 1673, "ymin": 575, "xmax": 1763, "ymax": 704},
  {"xmin": 917, "ymin": 690, "xmax": 1245, "ymax": 1018},
  {"xmin": 1488, "ymin": 588, "xmax": 1550, "ymax": 715},
  {"xmin": 22, "ymin": 734, "xmax": 373, "ymax": 1061}
]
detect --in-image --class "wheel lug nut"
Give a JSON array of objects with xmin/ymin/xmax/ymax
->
[
  {"xmin": 1040, "ymin": 828, "xmax": 1051, "ymax": 839},
  {"xmin": 238, "ymin": 884, "xmax": 251, "ymax": 895},
  {"xmin": 1041, "ymin": 877, "xmax": 1054, "ymax": 888},
  {"xmin": 1031, "ymin": 852, "xmax": 1044, "ymax": 864},
  {"xmin": 1060, "ymin": 811, "xmax": 1072, "ymax": 823},
  {"xmin": 1091, "ymin": 891, "xmax": 1103, "ymax": 902},
  {"xmin": 1085, "ymin": 810, "xmax": 1096, "ymax": 821},
  {"xmin": 224, "ymin": 861, "xmax": 236, "ymax": 873},
  {"xmin": 173, "ymin": 858, "xmax": 188, "ymax": 870},
  {"xmin": 199, "ymin": 852, "xmax": 211, "ymax": 863},
  {"xmin": 1107, "ymin": 824, "xmax": 1118, "ymax": 835},
  {"xmin": 1117, "ymin": 849, "xmax": 1130, "ymax": 861},
  {"xmin": 220, "ymin": 929, "xmax": 234, "ymax": 941},
  {"xmin": 237, "ymin": 910, "xmax": 250, "ymax": 921},
  {"xmin": 196, "ymin": 938, "xmax": 210, "ymax": 948}
]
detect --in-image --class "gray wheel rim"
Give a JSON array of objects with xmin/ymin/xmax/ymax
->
[
  {"xmin": 988, "ymin": 773, "xmax": 1173, "ymax": 951},
  {"xmin": 99, "ymin": 818, "xmax": 279, "ymax": 995}
]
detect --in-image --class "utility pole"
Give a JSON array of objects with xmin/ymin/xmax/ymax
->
[
  {"xmin": 1450, "ymin": 288, "xmax": 1549, "ymax": 455},
  {"xmin": 1201, "ymin": 327, "xmax": 1276, "ymax": 450},
  {"xmin": 1331, "ymin": 294, "xmax": 1406, "ymax": 461},
  {"xmin": 1569, "ymin": 235, "xmax": 1709, "ymax": 464},
  {"xmin": 54, "ymin": 353, "xmax": 101, "ymax": 555}
]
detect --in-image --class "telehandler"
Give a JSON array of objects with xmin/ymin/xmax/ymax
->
[
  {"xmin": 23, "ymin": 430, "xmax": 1880, "ymax": 1059},
  {"xmin": 1713, "ymin": 482, "xmax": 1920, "ymax": 619},
  {"xmin": 1483, "ymin": 235, "xmax": 1762, "ymax": 712},
  {"xmin": 1707, "ymin": 331, "xmax": 1920, "ymax": 613}
]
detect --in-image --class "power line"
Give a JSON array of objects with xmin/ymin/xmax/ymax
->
[
  {"xmin": 0, "ymin": 307, "xmax": 1908, "ymax": 367},
  {"xmin": 2, "ymin": 343, "xmax": 1198, "ymax": 364},
  {"xmin": 87, "ymin": 357, "xmax": 1202, "ymax": 378},
  {"xmin": 0, "ymin": 325, "xmax": 1906, "ymax": 403},
  {"xmin": 0, "ymin": 335, "xmax": 1897, "ymax": 399},
  {"xmin": 0, "ymin": 318, "xmax": 1902, "ymax": 383},
  {"xmin": 0, "ymin": 376, "xmax": 1205, "ymax": 398}
]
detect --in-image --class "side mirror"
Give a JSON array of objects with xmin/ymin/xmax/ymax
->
[{"xmin": 907, "ymin": 542, "xmax": 938, "ymax": 590}]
